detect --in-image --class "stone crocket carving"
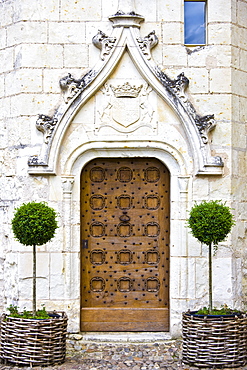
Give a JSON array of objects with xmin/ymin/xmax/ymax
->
[
  {"xmin": 36, "ymin": 114, "xmax": 58, "ymax": 144},
  {"xmin": 137, "ymin": 31, "xmax": 159, "ymax": 60},
  {"xmin": 92, "ymin": 30, "xmax": 117, "ymax": 60}
]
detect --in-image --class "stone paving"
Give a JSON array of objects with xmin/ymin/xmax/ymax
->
[{"xmin": 1, "ymin": 337, "xmax": 247, "ymax": 370}]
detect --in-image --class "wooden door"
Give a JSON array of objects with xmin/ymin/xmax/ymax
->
[{"xmin": 80, "ymin": 158, "xmax": 170, "ymax": 331}]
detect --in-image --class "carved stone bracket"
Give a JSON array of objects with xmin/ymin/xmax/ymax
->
[
  {"xmin": 36, "ymin": 114, "xmax": 58, "ymax": 144},
  {"xmin": 137, "ymin": 31, "xmax": 158, "ymax": 60},
  {"xmin": 92, "ymin": 30, "xmax": 117, "ymax": 60}
]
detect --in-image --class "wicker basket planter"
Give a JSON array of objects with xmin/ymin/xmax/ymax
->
[
  {"xmin": 0, "ymin": 311, "xmax": 67, "ymax": 367},
  {"xmin": 182, "ymin": 311, "xmax": 247, "ymax": 368}
]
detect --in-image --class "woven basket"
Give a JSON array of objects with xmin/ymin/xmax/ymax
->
[
  {"xmin": 182, "ymin": 311, "xmax": 247, "ymax": 368},
  {"xmin": 0, "ymin": 311, "xmax": 67, "ymax": 367}
]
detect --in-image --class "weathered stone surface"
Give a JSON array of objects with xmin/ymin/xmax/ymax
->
[
  {"xmin": 7, "ymin": 21, "xmax": 47, "ymax": 46},
  {"xmin": 0, "ymin": 0, "xmax": 247, "ymax": 337}
]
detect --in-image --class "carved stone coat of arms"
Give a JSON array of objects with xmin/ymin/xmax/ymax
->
[
  {"xmin": 110, "ymin": 82, "xmax": 142, "ymax": 127},
  {"xmin": 97, "ymin": 81, "xmax": 155, "ymax": 133}
]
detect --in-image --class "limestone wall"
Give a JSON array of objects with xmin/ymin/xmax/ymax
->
[
  {"xmin": 231, "ymin": 0, "xmax": 247, "ymax": 307},
  {"xmin": 0, "ymin": 0, "xmax": 246, "ymax": 335}
]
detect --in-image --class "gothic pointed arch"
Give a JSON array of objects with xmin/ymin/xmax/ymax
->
[{"xmin": 28, "ymin": 11, "xmax": 223, "ymax": 176}]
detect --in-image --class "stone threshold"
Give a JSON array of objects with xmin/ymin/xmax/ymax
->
[{"xmin": 69, "ymin": 332, "xmax": 172, "ymax": 343}]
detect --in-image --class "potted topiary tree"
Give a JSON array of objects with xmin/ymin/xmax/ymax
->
[
  {"xmin": 182, "ymin": 200, "xmax": 247, "ymax": 368},
  {"xmin": 0, "ymin": 202, "xmax": 68, "ymax": 367},
  {"xmin": 187, "ymin": 200, "xmax": 235, "ymax": 313}
]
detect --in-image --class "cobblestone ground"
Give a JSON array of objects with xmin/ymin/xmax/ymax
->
[{"xmin": 1, "ymin": 339, "xmax": 247, "ymax": 370}]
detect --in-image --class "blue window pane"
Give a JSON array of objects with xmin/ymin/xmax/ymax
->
[{"xmin": 184, "ymin": 2, "xmax": 206, "ymax": 45}]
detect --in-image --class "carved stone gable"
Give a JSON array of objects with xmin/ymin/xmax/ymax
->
[{"xmin": 28, "ymin": 11, "xmax": 223, "ymax": 176}]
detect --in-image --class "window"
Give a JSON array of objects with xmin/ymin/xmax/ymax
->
[{"xmin": 184, "ymin": 1, "xmax": 206, "ymax": 45}]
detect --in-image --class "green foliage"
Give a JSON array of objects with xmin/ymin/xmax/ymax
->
[
  {"xmin": 197, "ymin": 304, "xmax": 240, "ymax": 316},
  {"xmin": 12, "ymin": 202, "xmax": 58, "ymax": 246},
  {"xmin": 7, "ymin": 304, "xmax": 50, "ymax": 319},
  {"xmin": 187, "ymin": 200, "xmax": 235, "ymax": 249}
]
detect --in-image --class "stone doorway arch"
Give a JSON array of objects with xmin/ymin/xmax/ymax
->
[
  {"xmin": 26, "ymin": 9, "xmax": 223, "ymax": 336},
  {"xmin": 60, "ymin": 144, "xmax": 189, "ymax": 336}
]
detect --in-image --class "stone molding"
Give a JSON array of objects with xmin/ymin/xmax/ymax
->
[
  {"xmin": 28, "ymin": 11, "xmax": 223, "ymax": 176},
  {"xmin": 109, "ymin": 11, "xmax": 145, "ymax": 28}
]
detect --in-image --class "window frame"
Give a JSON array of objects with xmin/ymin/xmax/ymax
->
[{"xmin": 184, "ymin": 0, "xmax": 207, "ymax": 46}]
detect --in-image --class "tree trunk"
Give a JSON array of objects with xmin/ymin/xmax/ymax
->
[
  {"xmin": 209, "ymin": 242, "xmax": 213, "ymax": 312},
  {"xmin": 33, "ymin": 244, "xmax": 36, "ymax": 316}
]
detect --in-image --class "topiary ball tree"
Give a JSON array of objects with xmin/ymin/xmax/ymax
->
[
  {"xmin": 12, "ymin": 202, "xmax": 58, "ymax": 316},
  {"xmin": 187, "ymin": 200, "xmax": 235, "ymax": 312}
]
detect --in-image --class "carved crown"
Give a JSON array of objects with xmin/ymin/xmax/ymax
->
[{"xmin": 110, "ymin": 82, "xmax": 142, "ymax": 98}]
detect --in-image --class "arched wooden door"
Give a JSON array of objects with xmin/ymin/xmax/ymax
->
[{"xmin": 80, "ymin": 158, "xmax": 170, "ymax": 331}]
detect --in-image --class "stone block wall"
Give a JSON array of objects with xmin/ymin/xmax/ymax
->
[
  {"xmin": 0, "ymin": 0, "xmax": 246, "ymax": 334},
  {"xmin": 231, "ymin": 0, "xmax": 247, "ymax": 306}
]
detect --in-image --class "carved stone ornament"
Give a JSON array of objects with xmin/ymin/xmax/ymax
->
[
  {"xmin": 59, "ymin": 73, "xmax": 85, "ymax": 103},
  {"xmin": 111, "ymin": 81, "xmax": 142, "ymax": 98},
  {"xmin": 92, "ymin": 30, "xmax": 117, "ymax": 60},
  {"xmin": 195, "ymin": 114, "xmax": 216, "ymax": 144},
  {"xmin": 59, "ymin": 70, "xmax": 97, "ymax": 103},
  {"xmin": 61, "ymin": 177, "xmax": 75, "ymax": 194},
  {"xmin": 137, "ymin": 31, "xmax": 159, "ymax": 60},
  {"xmin": 36, "ymin": 114, "xmax": 58, "ymax": 144},
  {"xmin": 28, "ymin": 155, "xmax": 47, "ymax": 167},
  {"xmin": 109, "ymin": 10, "xmax": 144, "ymax": 28},
  {"xmin": 114, "ymin": 10, "xmax": 141, "ymax": 16}
]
